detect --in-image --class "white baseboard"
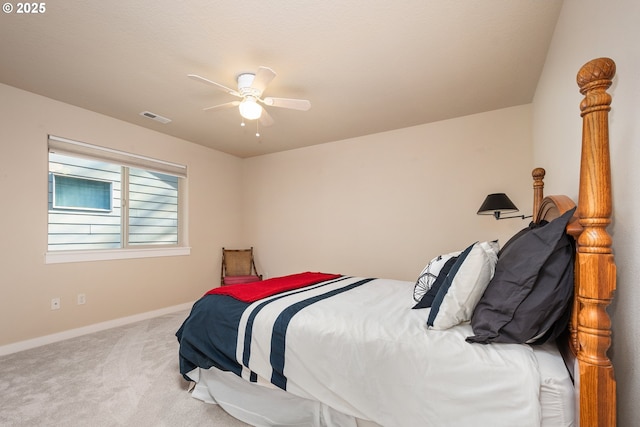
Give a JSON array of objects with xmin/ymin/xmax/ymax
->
[{"xmin": 0, "ymin": 302, "xmax": 194, "ymax": 356}]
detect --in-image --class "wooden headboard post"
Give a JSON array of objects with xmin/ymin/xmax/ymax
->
[
  {"xmin": 575, "ymin": 57, "xmax": 617, "ymax": 427},
  {"xmin": 531, "ymin": 167, "xmax": 546, "ymax": 223}
]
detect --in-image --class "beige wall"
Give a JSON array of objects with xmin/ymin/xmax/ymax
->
[
  {"xmin": 531, "ymin": 0, "xmax": 640, "ymax": 425},
  {"xmin": 242, "ymin": 105, "xmax": 534, "ymax": 282},
  {"xmin": 1, "ymin": 83, "xmax": 535, "ymax": 350},
  {"xmin": 0, "ymin": 83, "xmax": 243, "ymax": 346}
]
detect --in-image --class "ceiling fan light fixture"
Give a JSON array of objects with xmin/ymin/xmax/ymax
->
[
  {"xmin": 189, "ymin": 66, "xmax": 310, "ymax": 127},
  {"xmin": 238, "ymin": 97, "xmax": 262, "ymax": 120}
]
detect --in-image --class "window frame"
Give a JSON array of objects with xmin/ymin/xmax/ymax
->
[{"xmin": 46, "ymin": 135, "xmax": 190, "ymax": 264}]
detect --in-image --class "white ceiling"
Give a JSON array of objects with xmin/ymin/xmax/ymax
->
[{"xmin": 0, "ymin": 0, "xmax": 563, "ymax": 158}]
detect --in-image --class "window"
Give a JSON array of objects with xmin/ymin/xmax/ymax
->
[
  {"xmin": 53, "ymin": 174, "xmax": 113, "ymax": 212},
  {"xmin": 127, "ymin": 167, "xmax": 179, "ymax": 246},
  {"xmin": 46, "ymin": 135, "xmax": 188, "ymax": 263}
]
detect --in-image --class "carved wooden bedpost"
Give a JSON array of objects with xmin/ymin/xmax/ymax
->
[
  {"xmin": 532, "ymin": 167, "xmax": 546, "ymax": 223},
  {"xmin": 575, "ymin": 57, "xmax": 617, "ymax": 427}
]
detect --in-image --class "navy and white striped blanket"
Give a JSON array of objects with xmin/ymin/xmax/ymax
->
[{"xmin": 177, "ymin": 275, "xmax": 373, "ymax": 390}]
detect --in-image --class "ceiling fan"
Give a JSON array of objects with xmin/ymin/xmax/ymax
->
[{"xmin": 188, "ymin": 66, "xmax": 311, "ymax": 127}]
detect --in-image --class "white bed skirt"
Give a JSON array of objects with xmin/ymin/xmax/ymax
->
[
  {"xmin": 186, "ymin": 342, "xmax": 574, "ymax": 427},
  {"xmin": 189, "ymin": 365, "xmax": 364, "ymax": 427}
]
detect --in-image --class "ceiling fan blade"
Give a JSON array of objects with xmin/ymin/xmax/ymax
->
[
  {"xmin": 250, "ymin": 66, "xmax": 276, "ymax": 94},
  {"xmin": 188, "ymin": 74, "xmax": 241, "ymax": 97},
  {"xmin": 203, "ymin": 101, "xmax": 240, "ymax": 112},
  {"xmin": 259, "ymin": 108, "xmax": 274, "ymax": 127},
  {"xmin": 263, "ymin": 97, "xmax": 311, "ymax": 111}
]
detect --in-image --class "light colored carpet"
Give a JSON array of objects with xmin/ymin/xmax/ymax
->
[{"xmin": 0, "ymin": 310, "xmax": 250, "ymax": 427}]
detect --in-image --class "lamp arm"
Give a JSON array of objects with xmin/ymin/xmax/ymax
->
[{"xmin": 494, "ymin": 212, "xmax": 532, "ymax": 220}]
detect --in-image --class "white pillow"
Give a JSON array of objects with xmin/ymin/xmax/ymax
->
[
  {"xmin": 413, "ymin": 251, "xmax": 461, "ymax": 302},
  {"xmin": 427, "ymin": 241, "xmax": 499, "ymax": 330}
]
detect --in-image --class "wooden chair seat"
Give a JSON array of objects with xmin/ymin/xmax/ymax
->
[
  {"xmin": 221, "ymin": 247, "xmax": 262, "ymax": 286},
  {"xmin": 223, "ymin": 275, "xmax": 262, "ymax": 286}
]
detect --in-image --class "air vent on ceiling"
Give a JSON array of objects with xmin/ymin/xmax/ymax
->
[{"xmin": 140, "ymin": 111, "xmax": 172, "ymax": 124}]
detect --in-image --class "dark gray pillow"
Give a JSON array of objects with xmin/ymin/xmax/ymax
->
[
  {"xmin": 497, "ymin": 221, "xmax": 540, "ymax": 257},
  {"xmin": 466, "ymin": 207, "xmax": 575, "ymax": 345}
]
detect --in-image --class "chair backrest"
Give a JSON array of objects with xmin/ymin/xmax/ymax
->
[{"xmin": 221, "ymin": 247, "xmax": 261, "ymax": 284}]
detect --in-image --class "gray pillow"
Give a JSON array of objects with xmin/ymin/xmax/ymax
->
[{"xmin": 466, "ymin": 207, "xmax": 575, "ymax": 345}]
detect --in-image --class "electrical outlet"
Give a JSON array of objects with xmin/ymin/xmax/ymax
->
[
  {"xmin": 77, "ymin": 293, "xmax": 86, "ymax": 305},
  {"xmin": 51, "ymin": 297, "xmax": 61, "ymax": 310}
]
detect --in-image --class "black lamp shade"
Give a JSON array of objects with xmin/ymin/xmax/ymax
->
[{"xmin": 477, "ymin": 193, "xmax": 519, "ymax": 216}]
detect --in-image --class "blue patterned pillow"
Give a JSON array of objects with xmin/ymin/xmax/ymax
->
[
  {"xmin": 413, "ymin": 256, "xmax": 458, "ymax": 309},
  {"xmin": 413, "ymin": 251, "xmax": 460, "ymax": 303}
]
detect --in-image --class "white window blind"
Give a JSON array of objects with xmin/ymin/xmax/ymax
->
[{"xmin": 48, "ymin": 135, "xmax": 187, "ymax": 178}]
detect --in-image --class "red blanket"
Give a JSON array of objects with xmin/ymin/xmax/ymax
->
[{"xmin": 206, "ymin": 272, "xmax": 342, "ymax": 303}]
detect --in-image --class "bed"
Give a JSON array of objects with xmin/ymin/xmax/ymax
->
[{"xmin": 176, "ymin": 57, "xmax": 617, "ymax": 427}]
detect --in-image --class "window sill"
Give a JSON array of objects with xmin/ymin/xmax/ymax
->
[{"xmin": 45, "ymin": 246, "xmax": 191, "ymax": 264}]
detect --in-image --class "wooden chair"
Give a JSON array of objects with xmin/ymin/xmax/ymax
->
[{"xmin": 221, "ymin": 247, "xmax": 262, "ymax": 285}]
